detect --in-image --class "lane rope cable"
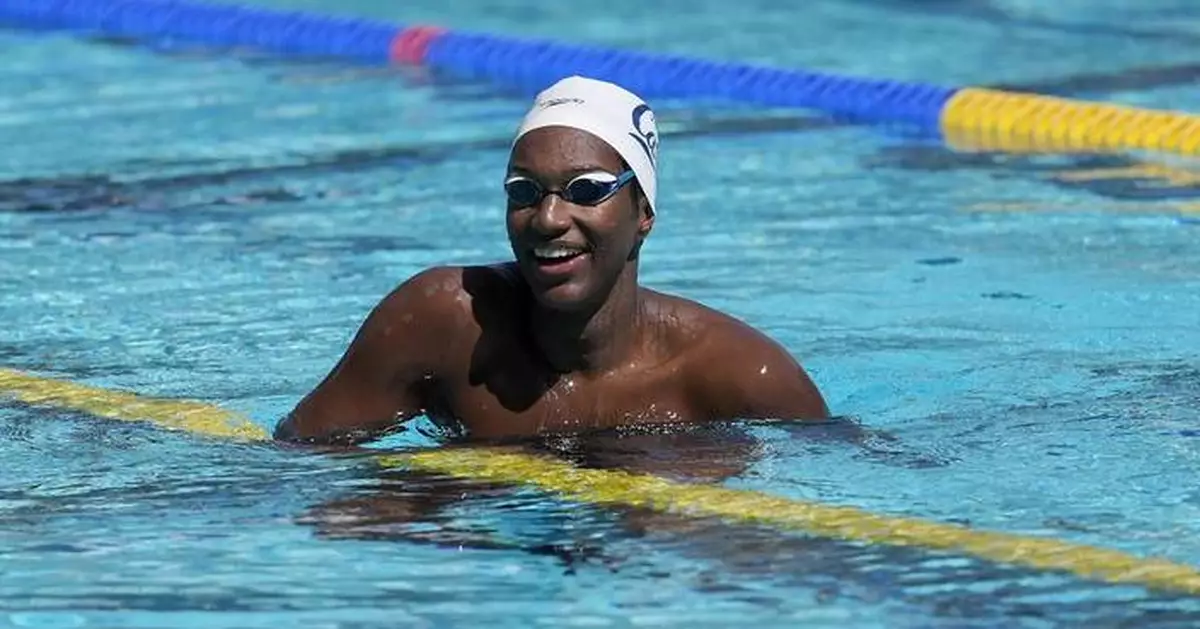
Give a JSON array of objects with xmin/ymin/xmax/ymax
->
[
  {"xmin": 1, "ymin": 0, "xmax": 1198, "ymax": 158},
  {"xmin": 3, "ymin": 366, "xmax": 1200, "ymax": 596}
]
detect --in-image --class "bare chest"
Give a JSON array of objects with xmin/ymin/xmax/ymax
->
[{"xmin": 430, "ymin": 362, "xmax": 694, "ymax": 440}]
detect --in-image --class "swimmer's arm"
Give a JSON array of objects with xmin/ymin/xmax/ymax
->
[
  {"xmin": 693, "ymin": 322, "xmax": 829, "ymax": 422},
  {"xmin": 274, "ymin": 267, "xmax": 459, "ymax": 445}
]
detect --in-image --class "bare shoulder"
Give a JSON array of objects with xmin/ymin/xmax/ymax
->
[
  {"xmin": 642, "ymin": 289, "xmax": 790, "ymax": 362},
  {"xmin": 375, "ymin": 263, "xmax": 518, "ymax": 327},
  {"xmin": 361, "ymin": 263, "xmax": 522, "ymax": 361},
  {"xmin": 275, "ymin": 265, "xmax": 488, "ymax": 443},
  {"xmin": 645, "ymin": 290, "xmax": 829, "ymax": 421},
  {"xmin": 377, "ymin": 265, "xmax": 468, "ymax": 318}
]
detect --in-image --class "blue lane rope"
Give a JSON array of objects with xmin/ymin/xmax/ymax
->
[
  {"xmin": 0, "ymin": 0, "xmax": 402, "ymax": 63},
  {"xmin": 0, "ymin": 0, "xmax": 957, "ymax": 134},
  {"xmin": 423, "ymin": 32, "xmax": 957, "ymax": 131},
  {"xmin": 2, "ymin": 1, "xmax": 1198, "ymax": 156}
]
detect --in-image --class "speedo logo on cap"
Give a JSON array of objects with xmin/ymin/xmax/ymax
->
[
  {"xmin": 628, "ymin": 104, "xmax": 658, "ymax": 170},
  {"xmin": 539, "ymin": 97, "xmax": 584, "ymax": 109}
]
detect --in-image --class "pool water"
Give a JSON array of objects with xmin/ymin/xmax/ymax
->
[{"xmin": 2, "ymin": 1, "xmax": 1200, "ymax": 627}]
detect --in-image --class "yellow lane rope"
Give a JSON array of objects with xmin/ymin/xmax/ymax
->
[
  {"xmin": 0, "ymin": 368, "xmax": 264, "ymax": 441},
  {"xmin": 4, "ymin": 366, "xmax": 1200, "ymax": 596},
  {"xmin": 942, "ymin": 87, "xmax": 1200, "ymax": 158}
]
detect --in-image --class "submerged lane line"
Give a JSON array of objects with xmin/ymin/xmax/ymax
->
[
  {"xmin": 4, "ymin": 366, "xmax": 1200, "ymax": 596},
  {"xmin": 0, "ymin": 368, "xmax": 264, "ymax": 441}
]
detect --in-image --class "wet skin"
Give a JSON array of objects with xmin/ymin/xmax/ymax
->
[{"xmin": 274, "ymin": 126, "xmax": 828, "ymax": 446}]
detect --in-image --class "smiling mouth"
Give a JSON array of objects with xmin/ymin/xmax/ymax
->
[
  {"xmin": 528, "ymin": 244, "xmax": 591, "ymax": 275},
  {"xmin": 532, "ymin": 244, "xmax": 589, "ymax": 264}
]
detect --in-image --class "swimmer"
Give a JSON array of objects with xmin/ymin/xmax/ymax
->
[{"xmin": 274, "ymin": 76, "xmax": 828, "ymax": 445}]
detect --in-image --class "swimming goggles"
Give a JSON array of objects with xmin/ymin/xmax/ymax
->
[{"xmin": 504, "ymin": 170, "xmax": 636, "ymax": 208}]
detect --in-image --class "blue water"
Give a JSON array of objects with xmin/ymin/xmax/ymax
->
[{"xmin": 3, "ymin": 1, "xmax": 1200, "ymax": 627}]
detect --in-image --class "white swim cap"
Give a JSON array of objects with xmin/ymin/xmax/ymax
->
[{"xmin": 513, "ymin": 76, "xmax": 659, "ymax": 212}]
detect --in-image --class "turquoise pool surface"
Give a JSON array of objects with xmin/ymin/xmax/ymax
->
[{"xmin": 2, "ymin": 1, "xmax": 1200, "ymax": 627}]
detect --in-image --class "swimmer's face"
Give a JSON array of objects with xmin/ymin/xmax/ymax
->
[{"xmin": 506, "ymin": 126, "xmax": 653, "ymax": 311}]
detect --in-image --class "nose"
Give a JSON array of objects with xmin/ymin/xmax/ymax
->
[{"xmin": 529, "ymin": 192, "xmax": 572, "ymax": 237}]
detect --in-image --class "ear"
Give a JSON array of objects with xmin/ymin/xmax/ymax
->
[
  {"xmin": 637, "ymin": 194, "xmax": 654, "ymax": 238},
  {"xmin": 628, "ymin": 192, "xmax": 655, "ymax": 261}
]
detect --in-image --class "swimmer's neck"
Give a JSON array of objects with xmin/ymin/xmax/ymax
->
[{"xmin": 528, "ymin": 264, "xmax": 646, "ymax": 376}]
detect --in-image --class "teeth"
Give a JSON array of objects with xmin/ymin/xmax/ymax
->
[{"xmin": 533, "ymin": 245, "xmax": 584, "ymax": 259}]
